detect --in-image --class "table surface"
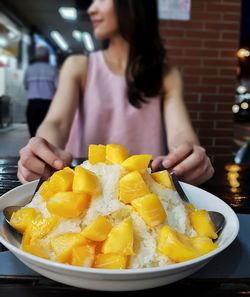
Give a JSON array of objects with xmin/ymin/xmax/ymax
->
[{"xmin": 0, "ymin": 158, "xmax": 250, "ymax": 296}]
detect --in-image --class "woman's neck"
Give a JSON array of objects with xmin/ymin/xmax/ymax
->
[{"xmin": 104, "ymin": 36, "xmax": 129, "ymax": 75}]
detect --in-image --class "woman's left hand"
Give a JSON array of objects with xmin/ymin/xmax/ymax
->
[{"xmin": 151, "ymin": 142, "xmax": 214, "ymax": 186}]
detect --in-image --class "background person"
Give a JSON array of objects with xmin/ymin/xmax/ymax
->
[
  {"xmin": 18, "ymin": 0, "xmax": 214, "ymax": 186},
  {"xmin": 23, "ymin": 46, "xmax": 58, "ymax": 137}
]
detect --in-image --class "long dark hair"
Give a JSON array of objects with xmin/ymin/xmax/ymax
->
[{"xmin": 113, "ymin": 0, "xmax": 167, "ymax": 108}]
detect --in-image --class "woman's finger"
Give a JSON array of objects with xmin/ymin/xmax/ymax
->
[
  {"xmin": 161, "ymin": 142, "xmax": 194, "ymax": 169},
  {"xmin": 17, "ymin": 161, "xmax": 42, "ymax": 183},
  {"xmin": 172, "ymin": 145, "xmax": 206, "ymax": 177},
  {"xmin": 150, "ymin": 156, "xmax": 166, "ymax": 171},
  {"xmin": 28, "ymin": 137, "xmax": 67, "ymax": 170}
]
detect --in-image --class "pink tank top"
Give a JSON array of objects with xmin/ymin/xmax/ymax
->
[{"xmin": 66, "ymin": 51, "xmax": 165, "ymax": 158}]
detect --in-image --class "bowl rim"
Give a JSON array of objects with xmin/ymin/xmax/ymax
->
[{"xmin": 0, "ymin": 180, "xmax": 240, "ymax": 275}]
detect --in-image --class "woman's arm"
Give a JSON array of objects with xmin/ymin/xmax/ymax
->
[
  {"xmin": 18, "ymin": 55, "xmax": 88, "ymax": 183},
  {"xmin": 37, "ymin": 55, "xmax": 87, "ymax": 147},
  {"xmin": 152, "ymin": 67, "xmax": 214, "ymax": 185}
]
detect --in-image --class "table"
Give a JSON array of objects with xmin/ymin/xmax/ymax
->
[{"xmin": 0, "ymin": 158, "xmax": 250, "ymax": 296}]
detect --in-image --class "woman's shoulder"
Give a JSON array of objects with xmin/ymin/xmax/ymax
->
[{"xmin": 60, "ymin": 54, "xmax": 88, "ymax": 79}]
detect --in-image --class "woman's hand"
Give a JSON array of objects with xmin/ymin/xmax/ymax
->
[
  {"xmin": 17, "ymin": 137, "xmax": 72, "ymax": 183},
  {"xmin": 151, "ymin": 142, "xmax": 214, "ymax": 186}
]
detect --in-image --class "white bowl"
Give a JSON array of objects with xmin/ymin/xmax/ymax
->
[{"xmin": 0, "ymin": 181, "xmax": 239, "ymax": 291}]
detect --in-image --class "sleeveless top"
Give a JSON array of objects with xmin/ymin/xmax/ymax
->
[{"xmin": 66, "ymin": 51, "xmax": 166, "ymax": 158}]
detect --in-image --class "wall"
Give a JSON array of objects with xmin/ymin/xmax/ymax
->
[{"xmin": 160, "ymin": 0, "xmax": 241, "ymax": 163}]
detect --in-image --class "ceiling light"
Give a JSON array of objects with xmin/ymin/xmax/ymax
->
[
  {"xmin": 82, "ymin": 32, "xmax": 94, "ymax": 52},
  {"xmin": 50, "ymin": 31, "xmax": 69, "ymax": 51},
  {"xmin": 72, "ymin": 30, "xmax": 82, "ymax": 42},
  {"xmin": 58, "ymin": 7, "xmax": 77, "ymax": 20}
]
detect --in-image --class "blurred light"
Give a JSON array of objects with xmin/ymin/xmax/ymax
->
[
  {"xmin": 7, "ymin": 31, "xmax": 16, "ymax": 39},
  {"xmin": 82, "ymin": 32, "xmax": 94, "ymax": 51},
  {"xmin": 232, "ymin": 104, "xmax": 240, "ymax": 113},
  {"xmin": 237, "ymin": 85, "xmax": 247, "ymax": 94},
  {"xmin": 0, "ymin": 37, "xmax": 8, "ymax": 47},
  {"xmin": 240, "ymin": 102, "xmax": 249, "ymax": 110},
  {"xmin": 72, "ymin": 30, "xmax": 82, "ymax": 42},
  {"xmin": 237, "ymin": 48, "xmax": 250, "ymax": 58},
  {"xmin": 59, "ymin": 7, "xmax": 77, "ymax": 20},
  {"xmin": 225, "ymin": 164, "xmax": 241, "ymax": 172},
  {"xmin": 50, "ymin": 31, "xmax": 69, "ymax": 51}
]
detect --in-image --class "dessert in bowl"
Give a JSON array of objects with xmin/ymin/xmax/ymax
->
[{"xmin": 0, "ymin": 144, "xmax": 239, "ymax": 291}]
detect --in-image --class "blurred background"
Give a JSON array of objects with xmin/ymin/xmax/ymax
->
[{"xmin": 0, "ymin": 0, "xmax": 249, "ymax": 164}]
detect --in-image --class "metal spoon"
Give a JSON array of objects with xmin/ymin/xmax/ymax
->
[
  {"xmin": 169, "ymin": 170, "xmax": 225, "ymax": 234},
  {"xmin": 3, "ymin": 176, "xmax": 47, "ymax": 226}
]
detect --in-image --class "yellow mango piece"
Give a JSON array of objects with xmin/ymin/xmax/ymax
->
[
  {"xmin": 131, "ymin": 193, "xmax": 166, "ymax": 227},
  {"xmin": 71, "ymin": 244, "xmax": 95, "ymax": 267},
  {"xmin": 189, "ymin": 210, "xmax": 218, "ymax": 239},
  {"xmin": 102, "ymin": 217, "xmax": 134, "ymax": 256},
  {"xmin": 157, "ymin": 225, "xmax": 199, "ymax": 263},
  {"xmin": 94, "ymin": 253, "xmax": 127, "ymax": 269},
  {"xmin": 82, "ymin": 215, "xmax": 112, "ymax": 241},
  {"xmin": 88, "ymin": 144, "xmax": 106, "ymax": 164},
  {"xmin": 191, "ymin": 237, "xmax": 217, "ymax": 256},
  {"xmin": 47, "ymin": 192, "xmax": 90, "ymax": 219},
  {"xmin": 151, "ymin": 170, "xmax": 174, "ymax": 190},
  {"xmin": 22, "ymin": 215, "xmax": 58, "ymax": 246},
  {"xmin": 50, "ymin": 232, "xmax": 87, "ymax": 263},
  {"xmin": 22, "ymin": 240, "xmax": 50, "ymax": 259},
  {"xmin": 121, "ymin": 154, "xmax": 152, "ymax": 174},
  {"xmin": 63, "ymin": 166, "xmax": 74, "ymax": 173},
  {"xmin": 39, "ymin": 181, "xmax": 56, "ymax": 201},
  {"xmin": 49, "ymin": 169, "xmax": 74, "ymax": 193},
  {"xmin": 106, "ymin": 144, "xmax": 128, "ymax": 164},
  {"xmin": 9, "ymin": 207, "xmax": 37, "ymax": 234},
  {"xmin": 119, "ymin": 171, "xmax": 149, "ymax": 204},
  {"xmin": 73, "ymin": 166, "xmax": 101, "ymax": 196}
]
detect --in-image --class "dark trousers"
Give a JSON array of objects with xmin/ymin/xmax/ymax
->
[{"xmin": 26, "ymin": 99, "xmax": 51, "ymax": 137}]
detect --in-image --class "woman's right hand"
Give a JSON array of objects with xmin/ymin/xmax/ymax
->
[{"xmin": 17, "ymin": 137, "xmax": 72, "ymax": 183}]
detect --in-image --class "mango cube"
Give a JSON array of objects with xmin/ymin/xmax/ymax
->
[
  {"xmin": 157, "ymin": 225, "xmax": 199, "ymax": 262},
  {"xmin": 22, "ymin": 240, "xmax": 50, "ymax": 259},
  {"xmin": 9, "ymin": 207, "xmax": 37, "ymax": 234},
  {"xmin": 73, "ymin": 166, "xmax": 101, "ymax": 196},
  {"xmin": 102, "ymin": 217, "xmax": 134, "ymax": 256},
  {"xmin": 131, "ymin": 193, "xmax": 166, "ymax": 227},
  {"xmin": 106, "ymin": 144, "xmax": 128, "ymax": 164},
  {"xmin": 191, "ymin": 236, "xmax": 217, "ymax": 255},
  {"xmin": 50, "ymin": 232, "xmax": 87, "ymax": 263},
  {"xmin": 71, "ymin": 244, "xmax": 95, "ymax": 267},
  {"xmin": 49, "ymin": 169, "xmax": 74, "ymax": 192},
  {"xmin": 189, "ymin": 210, "xmax": 218, "ymax": 239},
  {"xmin": 122, "ymin": 154, "xmax": 152, "ymax": 174},
  {"xmin": 22, "ymin": 215, "xmax": 58, "ymax": 246},
  {"xmin": 40, "ymin": 181, "xmax": 55, "ymax": 201},
  {"xmin": 47, "ymin": 192, "xmax": 90, "ymax": 218},
  {"xmin": 94, "ymin": 253, "xmax": 127, "ymax": 269},
  {"xmin": 119, "ymin": 171, "xmax": 149, "ymax": 204},
  {"xmin": 151, "ymin": 170, "xmax": 174, "ymax": 190},
  {"xmin": 88, "ymin": 144, "xmax": 106, "ymax": 164},
  {"xmin": 82, "ymin": 215, "xmax": 112, "ymax": 241}
]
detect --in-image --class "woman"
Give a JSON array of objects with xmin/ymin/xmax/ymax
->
[{"xmin": 18, "ymin": 0, "xmax": 214, "ymax": 186}]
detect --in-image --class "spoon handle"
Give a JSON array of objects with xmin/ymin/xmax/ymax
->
[
  {"xmin": 169, "ymin": 170, "xmax": 190, "ymax": 203},
  {"xmin": 31, "ymin": 176, "xmax": 47, "ymax": 198}
]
